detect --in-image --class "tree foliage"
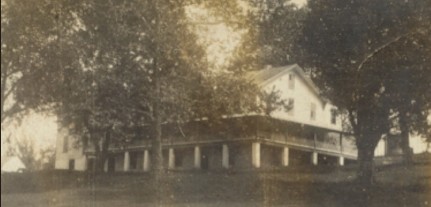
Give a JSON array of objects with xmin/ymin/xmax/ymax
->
[
  {"xmin": 5, "ymin": 129, "xmax": 55, "ymax": 171},
  {"xmin": 4, "ymin": 0, "xmax": 280, "ymax": 183},
  {"xmin": 228, "ymin": 0, "xmax": 306, "ymax": 72},
  {"xmin": 298, "ymin": 0, "xmax": 431, "ymax": 185}
]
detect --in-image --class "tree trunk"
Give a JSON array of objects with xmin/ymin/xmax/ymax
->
[
  {"xmin": 399, "ymin": 111, "xmax": 413, "ymax": 164},
  {"xmin": 150, "ymin": 68, "xmax": 165, "ymax": 204},
  {"xmin": 356, "ymin": 134, "xmax": 380, "ymax": 186},
  {"xmin": 89, "ymin": 128, "xmax": 111, "ymax": 174},
  {"xmin": 87, "ymin": 137, "xmax": 100, "ymax": 189},
  {"xmin": 98, "ymin": 127, "xmax": 112, "ymax": 172},
  {"xmin": 427, "ymin": 142, "xmax": 430, "ymax": 153},
  {"xmin": 357, "ymin": 144, "xmax": 375, "ymax": 186},
  {"xmin": 151, "ymin": 107, "xmax": 163, "ymax": 177},
  {"xmin": 91, "ymin": 139, "xmax": 103, "ymax": 174}
]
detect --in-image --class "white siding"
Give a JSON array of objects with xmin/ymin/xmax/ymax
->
[
  {"xmin": 54, "ymin": 126, "xmax": 87, "ymax": 171},
  {"xmin": 263, "ymin": 70, "xmax": 343, "ymax": 131},
  {"xmin": 374, "ymin": 139, "xmax": 387, "ymax": 157}
]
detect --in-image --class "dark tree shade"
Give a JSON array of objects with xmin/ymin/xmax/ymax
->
[{"xmin": 298, "ymin": 0, "xmax": 431, "ymax": 185}]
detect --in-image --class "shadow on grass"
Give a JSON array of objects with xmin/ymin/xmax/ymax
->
[
  {"xmin": 1, "ymin": 170, "xmax": 93, "ymax": 194},
  {"xmin": 127, "ymin": 170, "xmax": 430, "ymax": 207},
  {"xmin": 2, "ymin": 160, "xmax": 430, "ymax": 207}
]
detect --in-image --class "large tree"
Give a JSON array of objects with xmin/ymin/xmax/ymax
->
[
  {"xmin": 228, "ymin": 0, "xmax": 307, "ymax": 72},
  {"xmin": 8, "ymin": 0, "xmax": 275, "ymax": 192},
  {"xmin": 1, "ymin": 0, "xmax": 48, "ymax": 125},
  {"xmin": 10, "ymin": 0, "xmax": 210, "ymax": 176},
  {"xmin": 383, "ymin": 30, "xmax": 431, "ymax": 163},
  {"xmin": 298, "ymin": 0, "xmax": 431, "ymax": 185}
]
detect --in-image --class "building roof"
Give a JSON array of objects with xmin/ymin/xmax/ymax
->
[
  {"xmin": 246, "ymin": 64, "xmax": 327, "ymax": 104},
  {"xmin": 246, "ymin": 64, "xmax": 297, "ymax": 85}
]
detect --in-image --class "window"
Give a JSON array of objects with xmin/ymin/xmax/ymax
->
[
  {"xmin": 310, "ymin": 103, "xmax": 316, "ymax": 120},
  {"xmin": 108, "ymin": 157, "xmax": 116, "ymax": 172},
  {"xmin": 288, "ymin": 98, "xmax": 295, "ymax": 115},
  {"xmin": 63, "ymin": 136, "xmax": 69, "ymax": 153},
  {"xmin": 288, "ymin": 74, "xmax": 295, "ymax": 89},
  {"xmin": 330, "ymin": 108, "xmax": 337, "ymax": 125},
  {"xmin": 68, "ymin": 159, "xmax": 75, "ymax": 170}
]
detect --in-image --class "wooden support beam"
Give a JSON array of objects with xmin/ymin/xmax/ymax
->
[
  {"xmin": 143, "ymin": 150, "xmax": 150, "ymax": 172},
  {"xmin": 222, "ymin": 144, "xmax": 229, "ymax": 169},
  {"xmin": 168, "ymin": 148, "xmax": 175, "ymax": 170},
  {"xmin": 282, "ymin": 147, "xmax": 289, "ymax": 167},
  {"xmin": 194, "ymin": 146, "xmax": 201, "ymax": 169},
  {"xmin": 124, "ymin": 151, "xmax": 130, "ymax": 172},
  {"xmin": 252, "ymin": 142, "xmax": 261, "ymax": 168}
]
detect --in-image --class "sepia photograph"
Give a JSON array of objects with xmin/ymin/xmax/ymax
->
[{"xmin": 1, "ymin": 0, "xmax": 430, "ymax": 206}]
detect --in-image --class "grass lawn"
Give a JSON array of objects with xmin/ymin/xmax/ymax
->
[{"xmin": 2, "ymin": 153, "xmax": 430, "ymax": 207}]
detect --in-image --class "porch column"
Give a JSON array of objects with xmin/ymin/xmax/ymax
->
[
  {"xmin": 143, "ymin": 150, "xmax": 150, "ymax": 172},
  {"xmin": 338, "ymin": 156, "xmax": 345, "ymax": 166},
  {"xmin": 252, "ymin": 142, "xmax": 261, "ymax": 168},
  {"xmin": 312, "ymin": 151, "xmax": 318, "ymax": 166},
  {"xmin": 194, "ymin": 146, "xmax": 201, "ymax": 169},
  {"xmin": 282, "ymin": 147, "xmax": 289, "ymax": 167},
  {"xmin": 222, "ymin": 144, "xmax": 229, "ymax": 169},
  {"xmin": 124, "ymin": 151, "xmax": 130, "ymax": 172},
  {"xmin": 104, "ymin": 159, "xmax": 108, "ymax": 172},
  {"xmin": 168, "ymin": 148, "xmax": 175, "ymax": 170}
]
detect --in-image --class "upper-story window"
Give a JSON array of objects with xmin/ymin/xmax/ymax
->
[
  {"xmin": 330, "ymin": 108, "xmax": 337, "ymax": 125},
  {"xmin": 63, "ymin": 136, "xmax": 69, "ymax": 153},
  {"xmin": 288, "ymin": 74, "xmax": 295, "ymax": 89},
  {"xmin": 288, "ymin": 98, "xmax": 295, "ymax": 115},
  {"xmin": 310, "ymin": 102, "xmax": 316, "ymax": 120}
]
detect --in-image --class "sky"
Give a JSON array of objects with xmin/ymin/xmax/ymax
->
[
  {"xmin": 291, "ymin": 0, "xmax": 307, "ymax": 7},
  {"xmin": 1, "ymin": 112, "xmax": 57, "ymax": 160}
]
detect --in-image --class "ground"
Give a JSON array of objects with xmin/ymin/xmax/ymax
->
[{"xmin": 2, "ymin": 153, "xmax": 430, "ymax": 207}]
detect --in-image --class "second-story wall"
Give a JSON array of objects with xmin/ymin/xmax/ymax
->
[
  {"xmin": 54, "ymin": 126, "xmax": 87, "ymax": 171},
  {"xmin": 262, "ymin": 67, "xmax": 343, "ymax": 131}
]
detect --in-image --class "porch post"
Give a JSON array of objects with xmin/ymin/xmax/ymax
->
[
  {"xmin": 282, "ymin": 147, "xmax": 289, "ymax": 167},
  {"xmin": 168, "ymin": 148, "xmax": 175, "ymax": 170},
  {"xmin": 252, "ymin": 142, "xmax": 261, "ymax": 168},
  {"xmin": 338, "ymin": 156, "xmax": 345, "ymax": 166},
  {"xmin": 143, "ymin": 150, "xmax": 150, "ymax": 172},
  {"xmin": 194, "ymin": 146, "xmax": 201, "ymax": 169},
  {"xmin": 124, "ymin": 151, "xmax": 130, "ymax": 172},
  {"xmin": 312, "ymin": 152, "xmax": 318, "ymax": 166},
  {"xmin": 222, "ymin": 144, "xmax": 229, "ymax": 169},
  {"xmin": 104, "ymin": 159, "xmax": 108, "ymax": 172}
]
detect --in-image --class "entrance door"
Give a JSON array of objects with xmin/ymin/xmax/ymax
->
[
  {"xmin": 86, "ymin": 158, "xmax": 95, "ymax": 171},
  {"xmin": 201, "ymin": 153, "xmax": 209, "ymax": 170},
  {"xmin": 108, "ymin": 157, "xmax": 116, "ymax": 172},
  {"xmin": 68, "ymin": 159, "xmax": 75, "ymax": 170}
]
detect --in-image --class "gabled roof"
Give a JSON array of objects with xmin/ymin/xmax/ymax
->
[
  {"xmin": 246, "ymin": 65, "xmax": 297, "ymax": 85},
  {"xmin": 246, "ymin": 64, "xmax": 327, "ymax": 104}
]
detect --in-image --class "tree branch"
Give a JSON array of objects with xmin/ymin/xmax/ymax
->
[
  {"xmin": 348, "ymin": 109, "xmax": 358, "ymax": 134},
  {"xmin": 177, "ymin": 121, "xmax": 186, "ymax": 138},
  {"xmin": 1, "ymin": 103, "xmax": 25, "ymax": 124},
  {"xmin": 353, "ymin": 29, "xmax": 422, "ymax": 102},
  {"xmin": 357, "ymin": 31, "xmax": 416, "ymax": 73},
  {"xmin": 3, "ymin": 83, "xmax": 17, "ymax": 103}
]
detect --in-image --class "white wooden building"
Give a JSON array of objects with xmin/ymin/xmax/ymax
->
[{"xmin": 55, "ymin": 64, "xmax": 388, "ymax": 172}]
